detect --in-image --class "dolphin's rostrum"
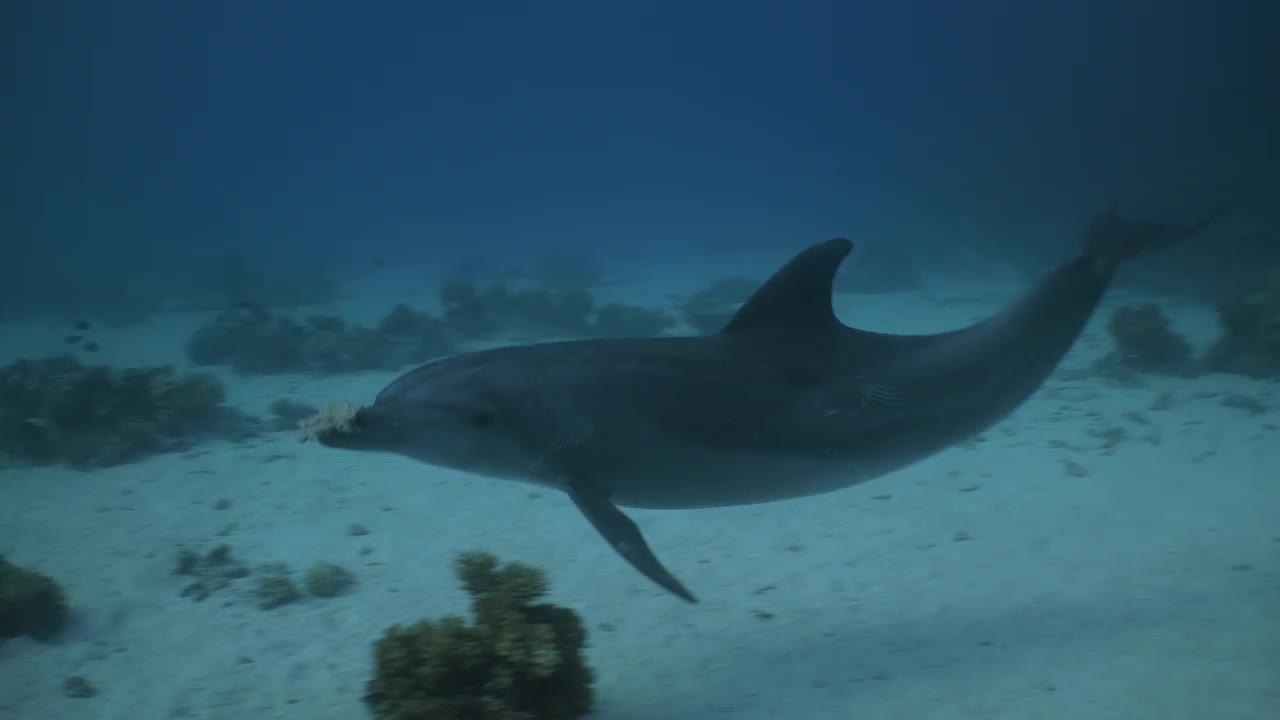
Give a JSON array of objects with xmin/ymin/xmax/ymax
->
[{"xmin": 314, "ymin": 205, "xmax": 1222, "ymax": 603}]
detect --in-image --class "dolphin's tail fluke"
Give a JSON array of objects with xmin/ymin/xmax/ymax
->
[{"xmin": 1083, "ymin": 203, "xmax": 1227, "ymax": 271}]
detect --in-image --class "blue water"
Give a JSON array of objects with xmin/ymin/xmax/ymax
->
[{"xmin": 2, "ymin": 2, "xmax": 1277, "ymax": 719}]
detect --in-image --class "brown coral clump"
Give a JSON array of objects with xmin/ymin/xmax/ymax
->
[
  {"xmin": 0, "ymin": 555, "xmax": 68, "ymax": 640},
  {"xmin": 364, "ymin": 551, "xmax": 593, "ymax": 720}
]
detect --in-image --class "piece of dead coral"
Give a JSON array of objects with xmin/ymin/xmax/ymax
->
[{"xmin": 300, "ymin": 402, "xmax": 363, "ymax": 443}]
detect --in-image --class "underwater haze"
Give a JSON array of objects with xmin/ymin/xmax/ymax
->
[{"xmin": 2, "ymin": 1, "xmax": 1278, "ymax": 719}]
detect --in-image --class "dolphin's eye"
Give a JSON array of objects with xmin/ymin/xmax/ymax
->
[{"xmin": 468, "ymin": 411, "xmax": 495, "ymax": 429}]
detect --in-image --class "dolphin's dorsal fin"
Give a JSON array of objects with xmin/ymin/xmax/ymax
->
[{"xmin": 722, "ymin": 238, "xmax": 852, "ymax": 334}]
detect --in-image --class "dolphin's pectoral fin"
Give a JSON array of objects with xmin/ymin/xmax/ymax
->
[{"xmin": 566, "ymin": 480, "xmax": 699, "ymax": 604}]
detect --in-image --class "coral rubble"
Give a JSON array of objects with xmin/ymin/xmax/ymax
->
[{"xmin": 175, "ymin": 543, "xmax": 250, "ymax": 602}]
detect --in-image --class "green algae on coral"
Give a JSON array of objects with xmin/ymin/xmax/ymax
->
[{"xmin": 365, "ymin": 551, "xmax": 593, "ymax": 720}]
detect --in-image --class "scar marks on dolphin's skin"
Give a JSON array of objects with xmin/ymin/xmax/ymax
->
[
  {"xmin": 817, "ymin": 370, "xmax": 907, "ymax": 420},
  {"xmin": 531, "ymin": 412, "xmax": 595, "ymax": 469},
  {"xmin": 820, "ymin": 371, "xmax": 905, "ymax": 419},
  {"xmin": 528, "ymin": 379, "xmax": 597, "ymax": 470},
  {"xmin": 858, "ymin": 371, "xmax": 906, "ymax": 408}
]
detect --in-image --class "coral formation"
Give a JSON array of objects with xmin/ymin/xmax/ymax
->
[
  {"xmin": 303, "ymin": 561, "xmax": 356, "ymax": 597},
  {"xmin": 0, "ymin": 555, "xmax": 68, "ymax": 641},
  {"xmin": 0, "ymin": 356, "xmax": 244, "ymax": 469},
  {"xmin": 187, "ymin": 302, "xmax": 455, "ymax": 375},
  {"xmin": 188, "ymin": 280, "xmax": 681, "ymax": 377},
  {"xmin": 440, "ymin": 278, "xmax": 596, "ymax": 340},
  {"xmin": 440, "ymin": 276, "xmax": 674, "ymax": 341},
  {"xmin": 364, "ymin": 550, "xmax": 593, "ymax": 720},
  {"xmin": 1203, "ymin": 271, "xmax": 1280, "ymax": 377},
  {"xmin": 1097, "ymin": 304, "xmax": 1196, "ymax": 376}
]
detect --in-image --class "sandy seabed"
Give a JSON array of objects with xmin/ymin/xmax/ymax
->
[{"xmin": 1, "ymin": 257, "xmax": 1277, "ymax": 720}]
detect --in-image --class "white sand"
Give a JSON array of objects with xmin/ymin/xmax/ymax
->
[{"xmin": 1, "ymin": 263, "xmax": 1277, "ymax": 720}]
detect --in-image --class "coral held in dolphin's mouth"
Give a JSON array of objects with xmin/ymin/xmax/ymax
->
[{"xmin": 300, "ymin": 402, "xmax": 365, "ymax": 443}]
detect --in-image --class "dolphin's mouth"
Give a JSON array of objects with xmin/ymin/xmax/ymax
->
[{"xmin": 300, "ymin": 402, "xmax": 367, "ymax": 445}]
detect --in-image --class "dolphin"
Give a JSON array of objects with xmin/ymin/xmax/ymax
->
[{"xmin": 314, "ymin": 205, "xmax": 1221, "ymax": 603}]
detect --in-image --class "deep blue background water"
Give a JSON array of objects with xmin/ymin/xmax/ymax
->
[{"xmin": 4, "ymin": 0, "xmax": 1276, "ymax": 309}]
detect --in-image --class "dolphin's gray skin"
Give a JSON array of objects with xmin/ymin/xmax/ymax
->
[{"xmin": 315, "ymin": 206, "xmax": 1221, "ymax": 603}]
